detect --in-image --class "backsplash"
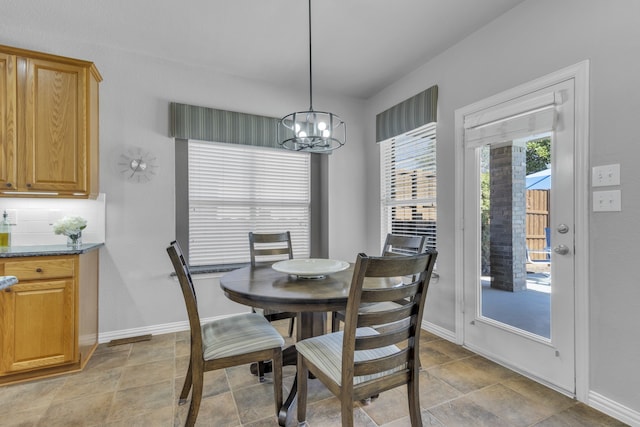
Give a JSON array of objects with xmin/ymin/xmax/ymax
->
[{"xmin": 0, "ymin": 194, "xmax": 106, "ymax": 246}]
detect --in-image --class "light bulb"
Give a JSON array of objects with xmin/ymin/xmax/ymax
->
[
  {"xmin": 299, "ymin": 131, "xmax": 307, "ymax": 138},
  {"xmin": 317, "ymin": 121, "xmax": 327, "ymax": 131},
  {"xmin": 322, "ymin": 130, "xmax": 330, "ymax": 137}
]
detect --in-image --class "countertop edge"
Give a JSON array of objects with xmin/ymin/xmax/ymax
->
[
  {"xmin": 0, "ymin": 275, "xmax": 18, "ymax": 290},
  {"xmin": 0, "ymin": 243, "xmax": 104, "ymax": 258}
]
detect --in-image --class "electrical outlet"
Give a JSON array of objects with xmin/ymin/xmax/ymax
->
[
  {"xmin": 593, "ymin": 190, "xmax": 621, "ymax": 212},
  {"xmin": 592, "ymin": 164, "xmax": 620, "ymax": 187}
]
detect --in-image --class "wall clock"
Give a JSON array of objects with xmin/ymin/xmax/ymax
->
[{"xmin": 117, "ymin": 146, "xmax": 158, "ymax": 183}]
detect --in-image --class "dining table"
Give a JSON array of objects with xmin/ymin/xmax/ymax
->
[{"xmin": 219, "ymin": 260, "xmax": 404, "ymax": 426}]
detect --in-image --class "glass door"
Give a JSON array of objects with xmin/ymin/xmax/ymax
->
[{"xmin": 462, "ymin": 79, "xmax": 576, "ymax": 394}]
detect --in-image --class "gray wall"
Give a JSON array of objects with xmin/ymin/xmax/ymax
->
[
  {"xmin": 0, "ymin": 25, "xmax": 368, "ymax": 331},
  {"xmin": 365, "ymin": 0, "xmax": 640, "ymax": 419}
]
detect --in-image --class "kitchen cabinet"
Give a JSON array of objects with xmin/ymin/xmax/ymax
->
[
  {"xmin": 0, "ymin": 249, "xmax": 99, "ymax": 385},
  {"xmin": 0, "ymin": 45, "xmax": 101, "ymax": 198}
]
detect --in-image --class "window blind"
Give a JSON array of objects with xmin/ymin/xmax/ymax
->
[
  {"xmin": 380, "ymin": 123, "xmax": 437, "ymax": 251},
  {"xmin": 188, "ymin": 141, "xmax": 310, "ymax": 266}
]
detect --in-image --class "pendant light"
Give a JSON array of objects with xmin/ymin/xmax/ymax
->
[{"xmin": 278, "ymin": 0, "xmax": 346, "ymax": 153}]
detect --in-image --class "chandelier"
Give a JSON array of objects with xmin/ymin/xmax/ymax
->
[{"xmin": 278, "ymin": 0, "xmax": 346, "ymax": 153}]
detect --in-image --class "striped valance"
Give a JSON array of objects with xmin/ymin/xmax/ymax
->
[
  {"xmin": 170, "ymin": 102, "xmax": 283, "ymax": 149},
  {"xmin": 376, "ymin": 85, "xmax": 438, "ymax": 142}
]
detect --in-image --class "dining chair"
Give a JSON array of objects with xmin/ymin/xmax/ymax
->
[
  {"xmin": 167, "ymin": 241, "xmax": 284, "ymax": 427},
  {"xmin": 249, "ymin": 231, "xmax": 297, "ymax": 337},
  {"xmin": 296, "ymin": 251, "xmax": 438, "ymax": 427},
  {"xmin": 331, "ymin": 233, "xmax": 428, "ymax": 332}
]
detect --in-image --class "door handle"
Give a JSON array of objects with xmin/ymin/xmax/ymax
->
[{"xmin": 553, "ymin": 244, "xmax": 570, "ymax": 255}]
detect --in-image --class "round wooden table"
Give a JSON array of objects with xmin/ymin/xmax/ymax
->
[{"xmin": 220, "ymin": 263, "xmax": 403, "ymax": 425}]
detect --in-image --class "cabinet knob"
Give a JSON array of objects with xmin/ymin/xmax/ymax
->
[
  {"xmin": 5, "ymin": 183, "xmax": 11, "ymax": 187},
  {"xmin": 36, "ymin": 268, "xmax": 43, "ymax": 273},
  {"xmin": 4, "ymin": 288, "xmax": 11, "ymax": 292},
  {"xmin": 26, "ymin": 183, "xmax": 32, "ymax": 188}
]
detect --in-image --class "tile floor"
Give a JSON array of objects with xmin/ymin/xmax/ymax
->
[{"xmin": 0, "ymin": 319, "xmax": 628, "ymax": 427}]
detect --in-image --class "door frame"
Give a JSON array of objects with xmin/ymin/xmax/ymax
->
[{"xmin": 454, "ymin": 61, "xmax": 590, "ymax": 400}]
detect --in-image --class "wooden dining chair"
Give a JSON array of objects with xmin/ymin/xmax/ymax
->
[
  {"xmin": 331, "ymin": 233, "xmax": 428, "ymax": 332},
  {"xmin": 296, "ymin": 251, "xmax": 437, "ymax": 427},
  {"xmin": 167, "ymin": 241, "xmax": 284, "ymax": 427},
  {"xmin": 249, "ymin": 231, "xmax": 297, "ymax": 337}
]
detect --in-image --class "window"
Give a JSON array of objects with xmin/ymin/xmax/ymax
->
[
  {"xmin": 380, "ymin": 123, "xmax": 437, "ymax": 251},
  {"xmin": 188, "ymin": 141, "xmax": 310, "ymax": 266}
]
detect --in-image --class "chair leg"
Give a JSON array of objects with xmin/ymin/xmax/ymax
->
[
  {"xmin": 331, "ymin": 311, "xmax": 340, "ymax": 332},
  {"xmin": 296, "ymin": 353, "xmax": 308, "ymax": 425},
  {"xmin": 340, "ymin": 395, "xmax": 354, "ymax": 427},
  {"xmin": 258, "ymin": 361, "xmax": 265, "ymax": 383},
  {"xmin": 407, "ymin": 367, "xmax": 422, "ymax": 427},
  {"xmin": 288, "ymin": 317, "xmax": 295, "ymax": 337},
  {"xmin": 272, "ymin": 348, "xmax": 283, "ymax": 417},
  {"xmin": 185, "ymin": 368, "xmax": 204, "ymax": 427},
  {"xmin": 179, "ymin": 359, "xmax": 193, "ymax": 404}
]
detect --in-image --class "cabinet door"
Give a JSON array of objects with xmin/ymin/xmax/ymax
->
[
  {"xmin": 0, "ymin": 53, "xmax": 17, "ymax": 190},
  {"xmin": 0, "ymin": 279, "xmax": 76, "ymax": 373},
  {"xmin": 23, "ymin": 58, "xmax": 87, "ymax": 193}
]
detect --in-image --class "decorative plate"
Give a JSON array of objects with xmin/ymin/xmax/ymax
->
[{"xmin": 272, "ymin": 258, "xmax": 350, "ymax": 279}]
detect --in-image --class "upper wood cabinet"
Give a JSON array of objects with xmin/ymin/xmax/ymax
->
[{"xmin": 0, "ymin": 45, "xmax": 101, "ymax": 198}]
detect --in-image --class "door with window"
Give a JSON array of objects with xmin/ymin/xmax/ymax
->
[{"xmin": 458, "ymin": 74, "xmax": 580, "ymax": 394}]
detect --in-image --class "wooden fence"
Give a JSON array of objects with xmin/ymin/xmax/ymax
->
[{"xmin": 526, "ymin": 189, "xmax": 550, "ymax": 261}]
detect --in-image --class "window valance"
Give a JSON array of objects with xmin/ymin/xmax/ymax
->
[
  {"xmin": 376, "ymin": 85, "xmax": 438, "ymax": 142},
  {"xmin": 169, "ymin": 102, "xmax": 282, "ymax": 149}
]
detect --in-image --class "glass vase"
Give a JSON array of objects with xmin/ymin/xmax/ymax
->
[{"xmin": 67, "ymin": 231, "xmax": 82, "ymax": 248}]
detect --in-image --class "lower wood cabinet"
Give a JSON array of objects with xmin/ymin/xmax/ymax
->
[{"xmin": 0, "ymin": 250, "xmax": 99, "ymax": 384}]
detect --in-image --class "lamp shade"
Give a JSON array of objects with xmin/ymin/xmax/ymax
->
[{"xmin": 278, "ymin": 110, "xmax": 346, "ymax": 153}]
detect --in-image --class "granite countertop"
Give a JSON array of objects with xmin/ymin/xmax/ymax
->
[
  {"xmin": 0, "ymin": 243, "xmax": 104, "ymax": 258},
  {"xmin": 0, "ymin": 275, "xmax": 18, "ymax": 290}
]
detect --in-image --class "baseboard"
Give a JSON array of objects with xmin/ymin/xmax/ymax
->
[
  {"xmin": 422, "ymin": 319, "xmax": 457, "ymax": 342},
  {"xmin": 589, "ymin": 391, "xmax": 640, "ymax": 427},
  {"xmin": 98, "ymin": 315, "xmax": 224, "ymax": 344},
  {"xmin": 101, "ymin": 317, "xmax": 455, "ymax": 344}
]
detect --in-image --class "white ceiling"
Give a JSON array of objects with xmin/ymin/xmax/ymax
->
[{"xmin": 1, "ymin": 0, "xmax": 525, "ymax": 99}]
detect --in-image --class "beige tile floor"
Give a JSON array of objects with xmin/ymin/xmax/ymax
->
[{"xmin": 0, "ymin": 319, "xmax": 628, "ymax": 427}]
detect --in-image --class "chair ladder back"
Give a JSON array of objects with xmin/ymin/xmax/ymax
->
[
  {"xmin": 360, "ymin": 283, "xmax": 419, "ymax": 303},
  {"xmin": 355, "ymin": 327, "xmax": 413, "ymax": 351},
  {"xmin": 356, "ymin": 303, "xmax": 415, "ymax": 330},
  {"xmin": 167, "ymin": 241, "xmax": 204, "ymax": 353},
  {"xmin": 381, "ymin": 234, "xmax": 428, "ymax": 257},
  {"xmin": 249, "ymin": 231, "xmax": 293, "ymax": 267},
  {"xmin": 353, "ymin": 348, "xmax": 411, "ymax": 377},
  {"xmin": 341, "ymin": 251, "xmax": 437, "ymax": 387}
]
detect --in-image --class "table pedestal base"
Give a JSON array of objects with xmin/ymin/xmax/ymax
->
[{"xmin": 250, "ymin": 312, "xmax": 327, "ymax": 426}]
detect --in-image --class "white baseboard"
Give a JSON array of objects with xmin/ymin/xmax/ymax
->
[
  {"xmin": 101, "ymin": 318, "xmax": 458, "ymax": 344},
  {"xmin": 589, "ymin": 391, "xmax": 640, "ymax": 427},
  {"xmin": 98, "ymin": 315, "xmax": 223, "ymax": 344},
  {"xmin": 422, "ymin": 319, "xmax": 457, "ymax": 342}
]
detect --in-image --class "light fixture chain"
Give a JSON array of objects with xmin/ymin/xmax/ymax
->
[{"xmin": 308, "ymin": 0, "xmax": 313, "ymax": 111}]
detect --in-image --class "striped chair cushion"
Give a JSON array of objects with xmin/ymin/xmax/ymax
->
[
  {"xmin": 202, "ymin": 313, "xmax": 284, "ymax": 360},
  {"xmin": 295, "ymin": 327, "xmax": 405, "ymax": 386}
]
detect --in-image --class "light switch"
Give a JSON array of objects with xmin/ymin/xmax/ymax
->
[
  {"xmin": 592, "ymin": 164, "xmax": 620, "ymax": 187},
  {"xmin": 593, "ymin": 190, "xmax": 621, "ymax": 212}
]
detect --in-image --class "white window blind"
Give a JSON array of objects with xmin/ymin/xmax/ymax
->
[
  {"xmin": 188, "ymin": 141, "xmax": 310, "ymax": 266},
  {"xmin": 380, "ymin": 123, "xmax": 437, "ymax": 251}
]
